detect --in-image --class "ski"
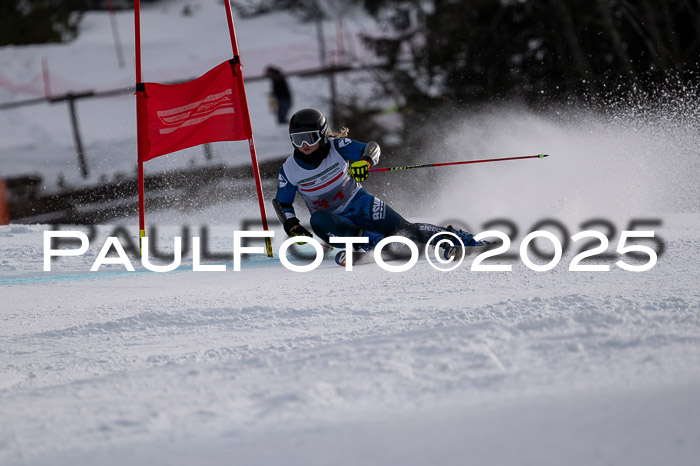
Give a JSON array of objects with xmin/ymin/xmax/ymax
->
[
  {"xmin": 334, "ymin": 247, "xmax": 414, "ymax": 268},
  {"xmin": 334, "ymin": 238, "xmax": 505, "ymax": 268}
]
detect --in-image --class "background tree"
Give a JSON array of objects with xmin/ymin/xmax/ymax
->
[
  {"xmin": 356, "ymin": 0, "xmax": 700, "ymax": 106},
  {"xmin": 348, "ymin": 0, "xmax": 700, "ymax": 162},
  {"xmin": 0, "ymin": 0, "xmax": 92, "ymax": 46}
]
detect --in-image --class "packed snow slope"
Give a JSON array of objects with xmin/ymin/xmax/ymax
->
[
  {"xmin": 1, "ymin": 1, "xmax": 700, "ymax": 465},
  {"xmin": 1, "ymin": 216, "xmax": 699, "ymax": 466}
]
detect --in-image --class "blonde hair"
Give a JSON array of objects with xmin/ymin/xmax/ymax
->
[{"xmin": 328, "ymin": 127, "xmax": 349, "ymax": 138}]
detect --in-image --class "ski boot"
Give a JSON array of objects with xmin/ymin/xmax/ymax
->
[
  {"xmin": 334, "ymin": 246, "xmax": 373, "ymax": 267},
  {"xmin": 335, "ymin": 250, "xmax": 347, "ymax": 266},
  {"xmin": 440, "ymin": 225, "xmax": 499, "ymax": 260},
  {"xmin": 335, "ymin": 229, "xmax": 379, "ymax": 267}
]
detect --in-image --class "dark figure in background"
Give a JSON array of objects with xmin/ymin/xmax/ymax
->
[{"xmin": 265, "ymin": 66, "xmax": 292, "ymax": 124}]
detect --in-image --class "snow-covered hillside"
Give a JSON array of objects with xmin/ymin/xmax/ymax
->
[
  {"xmin": 0, "ymin": 0, "xmax": 377, "ymax": 192},
  {"xmin": 1, "ymin": 1, "xmax": 699, "ymax": 465}
]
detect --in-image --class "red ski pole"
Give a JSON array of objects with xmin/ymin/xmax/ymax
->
[{"xmin": 370, "ymin": 153, "xmax": 549, "ymax": 172}]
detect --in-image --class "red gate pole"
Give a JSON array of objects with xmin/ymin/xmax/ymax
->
[
  {"xmin": 134, "ymin": 0, "xmax": 147, "ymax": 253},
  {"xmin": 223, "ymin": 1, "xmax": 274, "ymax": 258}
]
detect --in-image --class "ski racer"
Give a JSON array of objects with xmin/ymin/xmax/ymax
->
[{"xmin": 272, "ymin": 108, "xmax": 490, "ymax": 265}]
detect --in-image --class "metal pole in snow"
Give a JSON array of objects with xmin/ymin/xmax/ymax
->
[
  {"xmin": 134, "ymin": 0, "xmax": 147, "ymax": 252},
  {"xmin": 107, "ymin": 0, "xmax": 126, "ymax": 69},
  {"xmin": 41, "ymin": 58, "xmax": 51, "ymax": 98}
]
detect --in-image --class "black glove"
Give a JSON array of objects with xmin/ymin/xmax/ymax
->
[{"xmin": 283, "ymin": 217, "xmax": 312, "ymax": 240}]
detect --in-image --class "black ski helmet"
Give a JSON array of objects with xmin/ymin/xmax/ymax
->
[{"xmin": 288, "ymin": 108, "xmax": 329, "ymax": 147}]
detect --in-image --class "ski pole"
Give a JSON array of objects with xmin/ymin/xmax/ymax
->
[{"xmin": 370, "ymin": 153, "xmax": 549, "ymax": 172}]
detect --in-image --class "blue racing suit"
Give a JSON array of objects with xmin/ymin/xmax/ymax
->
[{"xmin": 275, "ymin": 137, "xmax": 446, "ymax": 249}]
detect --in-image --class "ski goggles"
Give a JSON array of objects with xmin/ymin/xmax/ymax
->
[{"xmin": 290, "ymin": 130, "xmax": 322, "ymax": 148}]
